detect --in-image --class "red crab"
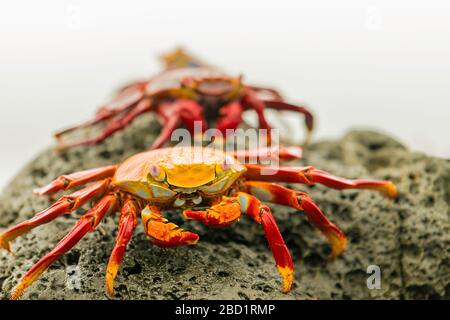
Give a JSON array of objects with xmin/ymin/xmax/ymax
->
[
  {"xmin": 55, "ymin": 48, "xmax": 314, "ymax": 150},
  {"xmin": 0, "ymin": 146, "xmax": 396, "ymax": 299}
]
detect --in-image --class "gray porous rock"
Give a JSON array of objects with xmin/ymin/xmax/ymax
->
[{"xmin": 0, "ymin": 114, "xmax": 449, "ymax": 300}]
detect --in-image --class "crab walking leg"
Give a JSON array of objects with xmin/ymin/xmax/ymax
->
[
  {"xmin": 10, "ymin": 192, "xmax": 119, "ymax": 300},
  {"xmin": 151, "ymin": 108, "xmax": 182, "ymax": 150},
  {"xmin": 242, "ymin": 88, "xmax": 272, "ymax": 132},
  {"xmin": 0, "ymin": 179, "xmax": 110, "ymax": 253},
  {"xmin": 183, "ymin": 196, "xmax": 241, "ymax": 227},
  {"xmin": 215, "ymin": 101, "xmax": 244, "ymax": 135},
  {"xmin": 151, "ymin": 99, "xmax": 207, "ymax": 150},
  {"xmin": 117, "ymin": 81, "xmax": 148, "ymax": 95},
  {"xmin": 244, "ymin": 165, "xmax": 398, "ymax": 199},
  {"xmin": 141, "ymin": 205, "xmax": 199, "ymax": 247},
  {"xmin": 246, "ymin": 85, "xmax": 284, "ymax": 101},
  {"xmin": 244, "ymin": 181, "xmax": 348, "ymax": 258},
  {"xmin": 105, "ymin": 197, "xmax": 139, "ymax": 297},
  {"xmin": 33, "ymin": 165, "xmax": 117, "ymax": 195},
  {"xmin": 232, "ymin": 146, "xmax": 302, "ymax": 164},
  {"xmin": 177, "ymin": 99, "xmax": 208, "ymax": 135},
  {"xmin": 237, "ymin": 192, "xmax": 294, "ymax": 293},
  {"xmin": 57, "ymin": 99, "xmax": 152, "ymax": 150},
  {"xmin": 263, "ymin": 100, "xmax": 314, "ymax": 144},
  {"xmin": 55, "ymin": 86, "xmax": 145, "ymax": 139}
]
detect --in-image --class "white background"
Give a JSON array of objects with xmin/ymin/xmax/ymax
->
[{"xmin": 1, "ymin": 0, "xmax": 449, "ymax": 190}]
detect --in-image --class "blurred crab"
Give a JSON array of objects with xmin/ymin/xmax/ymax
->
[
  {"xmin": 0, "ymin": 146, "xmax": 396, "ymax": 299},
  {"xmin": 55, "ymin": 48, "xmax": 314, "ymax": 150}
]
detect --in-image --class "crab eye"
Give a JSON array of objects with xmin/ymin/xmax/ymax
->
[
  {"xmin": 149, "ymin": 164, "xmax": 159, "ymax": 176},
  {"xmin": 221, "ymin": 156, "xmax": 236, "ymax": 171},
  {"xmin": 149, "ymin": 165, "xmax": 165, "ymax": 182},
  {"xmin": 222, "ymin": 159, "xmax": 230, "ymax": 171}
]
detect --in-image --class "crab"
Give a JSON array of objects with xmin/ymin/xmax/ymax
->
[
  {"xmin": 0, "ymin": 146, "xmax": 397, "ymax": 299},
  {"xmin": 54, "ymin": 48, "xmax": 314, "ymax": 150}
]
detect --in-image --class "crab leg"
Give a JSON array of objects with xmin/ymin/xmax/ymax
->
[
  {"xmin": 55, "ymin": 86, "xmax": 146, "ymax": 139},
  {"xmin": 105, "ymin": 196, "xmax": 139, "ymax": 297},
  {"xmin": 215, "ymin": 101, "xmax": 244, "ymax": 135},
  {"xmin": 0, "ymin": 179, "xmax": 110, "ymax": 253},
  {"xmin": 33, "ymin": 165, "xmax": 117, "ymax": 195},
  {"xmin": 178, "ymin": 99, "xmax": 207, "ymax": 135},
  {"xmin": 242, "ymin": 88, "xmax": 272, "ymax": 132},
  {"xmin": 244, "ymin": 181, "xmax": 348, "ymax": 258},
  {"xmin": 262, "ymin": 100, "xmax": 314, "ymax": 145},
  {"xmin": 141, "ymin": 205, "xmax": 199, "ymax": 247},
  {"xmin": 232, "ymin": 145, "xmax": 302, "ymax": 163},
  {"xmin": 246, "ymin": 85, "xmax": 284, "ymax": 101},
  {"xmin": 10, "ymin": 192, "xmax": 119, "ymax": 300},
  {"xmin": 117, "ymin": 80, "xmax": 149, "ymax": 95},
  {"xmin": 238, "ymin": 192, "xmax": 294, "ymax": 293},
  {"xmin": 151, "ymin": 106, "xmax": 182, "ymax": 150},
  {"xmin": 244, "ymin": 165, "xmax": 397, "ymax": 199},
  {"xmin": 151, "ymin": 99, "xmax": 206, "ymax": 150},
  {"xmin": 57, "ymin": 99, "xmax": 152, "ymax": 151}
]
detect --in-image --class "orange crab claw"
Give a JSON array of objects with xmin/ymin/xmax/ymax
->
[
  {"xmin": 141, "ymin": 205, "xmax": 199, "ymax": 247},
  {"xmin": 183, "ymin": 197, "xmax": 241, "ymax": 227}
]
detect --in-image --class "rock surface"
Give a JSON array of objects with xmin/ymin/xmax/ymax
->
[{"xmin": 0, "ymin": 114, "xmax": 449, "ymax": 300}]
